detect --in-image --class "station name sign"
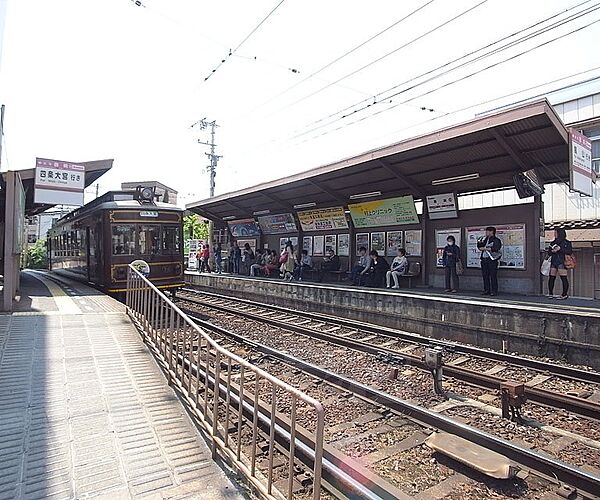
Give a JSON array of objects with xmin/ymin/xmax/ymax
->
[{"xmin": 34, "ymin": 158, "xmax": 85, "ymax": 206}]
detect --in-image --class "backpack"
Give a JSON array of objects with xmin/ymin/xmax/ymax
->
[{"xmin": 564, "ymin": 253, "xmax": 577, "ymax": 270}]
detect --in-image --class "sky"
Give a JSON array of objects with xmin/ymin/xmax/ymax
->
[{"xmin": 0, "ymin": 0, "xmax": 599, "ymax": 207}]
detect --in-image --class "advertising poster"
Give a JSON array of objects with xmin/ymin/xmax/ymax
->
[
  {"xmin": 257, "ymin": 213, "xmax": 297, "ymax": 234},
  {"xmin": 228, "ymin": 219, "xmax": 261, "ymax": 237},
  {"xmin": 386, "ymin": 231, "xmax": 403, "ymax": 256},
  {"xmin": 435, "ymin": 228, "xmax": 462, "ymax": 267},
  {"xmin": 348, "ymin": 196, "xmax": 419, "ymax": 228},
  {"xmin": 303, "ymin": 236, "xmax": 313, "ymax": 256},
  {"xmin": 337, "ymin": 234, "xmax": 350, "ymax": 256},
  {"xmin": 324, "ymin": 234, "xmax": 337, "ymax": 254},
  {"xmin": 465, "ymin": 224, "xmax": 525, "ymax": 269},
  {"xmin": 404, "ymin": 230, "xmax": 422, "ymax": 256},
  {"xmin": 313, "ymin": 235, "xmax": 325, "ymax": 256},
  {"xmin": 280, "ymin": 236, "xmax": 299, "ymax": 252},
  {"xmin": 370, "ymin": 232, "xmax": 385, "ymax": 254},
  {"xmin": 355, "ymin": 233, "xmax": 369, "ymax": 255},
  {"xmin": 297, "ymin": 207, "xmax": 348, "ymax": 231}
]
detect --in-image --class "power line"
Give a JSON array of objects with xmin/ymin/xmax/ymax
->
[
  {"xmin": 203, "ymin": 0, "xmax": 287, "ymax": 82},
  {"xmin": 267, "ymin": 0, "xmax": 489, "ymax": 116},
  {"xmin": 247, "ymin": 0, "xmax": 439, "ymax": 114},
  {"xmin": 287, "ymin": 5, "xmax": 600, "ymax": 142}
]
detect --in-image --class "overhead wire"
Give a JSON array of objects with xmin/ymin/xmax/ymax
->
[
  {"xmin": 294, "ymin": 0, "xmax": 597, "ymax": 134},
  {"xmin": 286, "ymin": 4, "xmax": 600, "ymax": 142},
  {"xmin": 266, "ymin": 0, "xmax": 489, "ymax": 116},
  {"xmin": 203, "ymin": 0, "xmax": 287, "ymax": 82}
]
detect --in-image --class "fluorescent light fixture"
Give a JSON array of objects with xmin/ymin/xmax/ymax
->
[
  {"xmin": 253, "ymin": 209, "xmax": 271, "ymax": 216},
  {"xmin": 222, "ymin": 215, "xmax": 236, "ymax": 221},
  {"xmin": 349, "ymin": 191, "xmax": 381, "ymax": 200},
  {"xmin": 293, "ymin": 202, "xmax": 316, "ymax": 209},
  {"xmin": 431, "ymin": 173, "xmax": 480, "ymax": 186}
]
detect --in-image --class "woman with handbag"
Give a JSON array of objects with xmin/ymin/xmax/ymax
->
[
  {"xmin": 547, "ymin": 228, "xmax": 573, "ymax": 299},
  {"xmin": 442, "ymin": 235, "xmax": 461, "ymax": 293}
]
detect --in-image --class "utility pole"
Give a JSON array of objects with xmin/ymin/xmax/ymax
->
[{"xmin": 191, "ymin": 118, "xmax": 221, "ymax": 269}]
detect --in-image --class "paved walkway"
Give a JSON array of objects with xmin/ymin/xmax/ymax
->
[{"xmin": 0, "ymin": 272, "xmax": 244, "ymax": 500}]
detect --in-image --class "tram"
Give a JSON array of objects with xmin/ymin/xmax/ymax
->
[{"xmin": 47, "ymin": 186, "xmax": 184, "ymax": 294}]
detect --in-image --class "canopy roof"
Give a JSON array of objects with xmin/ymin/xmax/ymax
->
[
  {"xmin": 187, "ymin": 100, "xmax": 569, "ymax": 221},
  {"xmin": 1, "ymin": 158, "xmax": 114, "ymax": 216}
]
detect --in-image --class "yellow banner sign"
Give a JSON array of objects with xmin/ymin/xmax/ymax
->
[{"xmin": 297, "ymin": 206, "xmax": 348, "ymax": 231}]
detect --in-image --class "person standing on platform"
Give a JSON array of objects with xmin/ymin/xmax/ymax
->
[
  {"xmin": 442, "ymin": 236, "xmax": 461, "ymax": 293},
  {"xmin": 200, "ymin": 244, "xmax": 211, "ymax": 273},
  {"xmin": 214, "ymin": 243, "xmax": 223, "ymax": 274},
  {"xmin": 242, "ymin": 243, "xmax": 255, "ymax": 275},
  {"xmin": 477, "ymin": 227, "xmax": 502, "ymax": 296},
  {"xmin": 386, "ymin": 248, "xmax": 408, "ymax": 289},
  {"xmin": 233, "ymin": 242, "xmax": 242, "ymax": 274},
  {"xmin": 547, "ymin": 228, "xmax": 573, "ymax": 300},
  {"xmin": 351, "ymin": 247, "xmax": 371, "ymax": 285},
  {"xmin": 280, "ymin": 242, "xmax": 295, "ymax": 280}
]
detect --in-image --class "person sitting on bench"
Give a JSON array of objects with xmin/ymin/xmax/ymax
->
[
  {"xmin": 386, "ymin": 248, "xmax": 409, "ymax": 289},
  {"xmin": 351, "ymin": 247, "xmax": 372, "ymax": 285},
  {"xmin": 366, "ymin": 250, "xmax": 390, "ymax": 288},
  {"xmin": 318, "ymin": 249, "xmax": 340, "ymax": 282},
  {"xmin": 294, "ymin": 249, "xmax": 313, "ymax": 281}
]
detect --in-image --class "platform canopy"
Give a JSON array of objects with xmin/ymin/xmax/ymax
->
[
  {"xmin": 0, "ymin": 158, "xmax": 114, "ymax": 217},
  {"xmin": 187, "ymin": 100, "xmax": 570, "ymax": 221}
]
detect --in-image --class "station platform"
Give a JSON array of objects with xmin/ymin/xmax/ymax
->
[
  {"xmin": 185, "ymin": 271, "xmax": 600, "ymax": 370},
  {"xmin": 0, "ymin": 271, "xmax": 243, "ymax": 500}
]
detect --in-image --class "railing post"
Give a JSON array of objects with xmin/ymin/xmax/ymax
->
[{"xmin": 212, "ymin": 350, "xmax": 221, "ymax": 459}]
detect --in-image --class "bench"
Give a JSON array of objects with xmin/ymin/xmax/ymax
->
[
  {"xmin": 302, "ymin": 268, "xmax": 346, "ymax": 283},
  {"xmin": 398, "ymin": 261, "xmax": 421, "ymax": 288}
]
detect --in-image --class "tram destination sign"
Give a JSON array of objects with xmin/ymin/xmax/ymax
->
[
  {"xmin": 34, "ymin": 158, "xmax": 85, "ymax": 206},
  {"xmin": 569, "ymin": 130, "xmax": 593, "ymax": 197}
]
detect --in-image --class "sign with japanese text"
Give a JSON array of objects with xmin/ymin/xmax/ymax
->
[
  {"xmin": 569, "ymin": 130, "xmax": 593, "ymax": 197},
  {"xmin": 297, "ymin": 206, "xmax": 348, "ymax": 231},
  {"xmin": 257, "ymin": 213, "xmax": 297, "ymax": 234},
  {"xmin": 34, "ymin": 158, "xmax": 85, "ymax": 206},
  {"xmin": 227, "ymin": 218, "xmax": 261, "ymax": 237},
  {"xmin": 348, "ymin": 196, "xmax": 419, "ymax": 228},
  {"xmin": 426, "ymin": 193, "xmax": 458, "ymax": 219}
]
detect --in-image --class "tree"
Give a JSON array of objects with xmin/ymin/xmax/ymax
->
[
  {"xmin": 24, "ymin": 239, "xmax": 48, "ymax": 269},
  {"xmin": 183, "ymin": 214, "xmax": 209, "ymax": 241}
]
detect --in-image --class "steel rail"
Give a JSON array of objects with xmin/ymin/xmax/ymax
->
[
  {"xmin": 177, "ymin": 293, "xmax": 600, "ymax": 421},
  {"xmin": 186, "ymin": 312, "xmax": 600, "ymax": 500},
  {"xmin": 180, "ymin": 288, "xmax": 600, "ymax": 384}
]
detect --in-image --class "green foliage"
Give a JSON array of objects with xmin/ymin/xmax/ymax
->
[
  {"xmin": 183, "ymin": 214, "xmax": 209, "ymax": 240},
  {"xmin": 25, "ymin": 239, "xmax": 48, "ymax": 269}
]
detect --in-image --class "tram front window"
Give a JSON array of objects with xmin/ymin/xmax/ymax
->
[
  {"xmin": 112, "ymin": 225, "xmax": 135, "ymax": 255},
  {"xmin": 161, "ymin": 225, "xmax": 181, "ymax": 255},
  {"xmin": 139, "ymin": 225, "xmax": 160, "ymax": 255}
]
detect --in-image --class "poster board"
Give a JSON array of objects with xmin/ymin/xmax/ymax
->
[
  {"xmin": 187, "ymin": 239, "xmax": 205, "ymax": 270},
  {"xmin": 228, "ymin": 219, "xmax": 261, "ymax": 237},
  {"xmin": 324, "ymin": 235, "xmax": 337, "ymax": 254},
  {"xmin": 238, "ymin": 239, "xmax": 257, "ymax": 254},
  {"xmin": 257, "ymin": 213, "xmax": 297, "ymax": 234},
  {"xmin": 465, "ymin": 224, "xmax": 525, "ymax": 269},
  {"xmin": 297, "ymin": 207, "xmax": 348, "ymax": 231},
  {"xmin": 303, "ymin": 236, "xmax": 313, "ymax": 256},
  {"xmin": 337, "ymin": 234, "xmax": 350, "ymax": 256},
  {"xmin": 435, "ymin": 228, "xmax": 461, "ymax": 268},
  {"xmin": 386, "ymin": 231, "xmax": 403, "ymax": 257},
  {"xmin": 355, "ymin": 233, "xmax": 369, "ymax": 255},
  {"xmin": 569, "ymin": 130, "xmax": 593, "ymax": 197},
  {"xmin": 370, "ymin": 232, "xmax": 385, "ymax": 253},
  {"xmin": 348, "ymin": 196, "xmax": 419, "ymax": 228},
  {"xmin": 279, "ymin": 236, "xmax": 299, "ymax": 252},
  {"xmin": 404, "ymin": 230, "xmax": 422, "ymax": 256},
  {"xmin": 313, "ymin": 235, "xmax": 324, "ymax": 256}
]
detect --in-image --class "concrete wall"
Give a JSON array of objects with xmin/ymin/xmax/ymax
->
[{"xmin": 186, "ymin": 273, "xmax": 600, "ymax": 370}]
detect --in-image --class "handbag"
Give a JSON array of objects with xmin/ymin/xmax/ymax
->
[
  {"xmin": 456, "ymin": 260, "xmax": 464, "ymax": 276},
  {"xmin": 564, "ymin": 253, "xmax": 577, "ymax": 270},
  {"xmin": 540, "ymin": 257, "xmax": 552, "ymax": 276}
]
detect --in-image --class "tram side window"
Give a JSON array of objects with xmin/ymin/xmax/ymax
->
[
  {"xmin": 161, "ymin": 225, "xmax": 181, "ymax": 255},
  {"xmin": 139, "ymin": 225, "xmax": 160, "ymax": 255},
  {"xmin": 112, "ymin": 225, "xmax": 136, "ymax": 255}
]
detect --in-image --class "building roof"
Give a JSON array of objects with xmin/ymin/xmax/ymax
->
[
  {"xmin": 121, "ymin": 181, "xmax": 178, "ymax": 194},
  {"xmin": 187, "ymin": 100, "xmax": 569, "ymax": 221}
]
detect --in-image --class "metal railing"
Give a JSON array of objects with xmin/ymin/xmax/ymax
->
[{"xmin": 125, "ymin": 265, "xmax": 324, "ymax": 500}]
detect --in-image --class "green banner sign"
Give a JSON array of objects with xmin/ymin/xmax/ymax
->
[{"xmin": 348, "ymin": 196, "xmax": 419, "ymax": 228}]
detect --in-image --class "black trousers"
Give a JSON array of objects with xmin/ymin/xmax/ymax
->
[
  {"xmin": 481, "ymin": 258, "xmax": 499, "ymax": 294},
  {"xmin": 445, "ymin": 265, "xmax": 459, "ymax": 290}
]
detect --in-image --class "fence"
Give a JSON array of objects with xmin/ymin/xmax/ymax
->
[{"xmin": 126, "ymin": 265, "xmax": 324, "ymax": 499}]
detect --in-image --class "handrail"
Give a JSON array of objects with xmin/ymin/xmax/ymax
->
[{"xmin": 125, "ymin": 265, "xmax": 324, "ymax": 500}]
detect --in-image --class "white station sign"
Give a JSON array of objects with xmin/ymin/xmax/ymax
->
[
  {"xmin": 34, "ymin": 158, "xmax": 85, "ymax": 206},
  {"xmin": 569, "ymin": 130, "xmax": 593, "ymax": 197}
]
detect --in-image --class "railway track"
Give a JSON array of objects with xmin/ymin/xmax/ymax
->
[
  {"xmin": 176, "ymin": 308, "xmax": 600, "ymax": 499},
  {"xmin": 178, "ymin": 288, "xmax": 600, "ymax": 421}
]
